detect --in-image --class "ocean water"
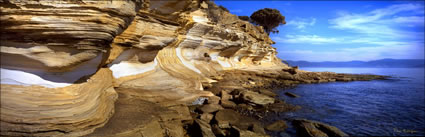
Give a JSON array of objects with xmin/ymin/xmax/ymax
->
[{"xmin": 279, "ymin": 68, "xmax": 425, "ymax": 136}]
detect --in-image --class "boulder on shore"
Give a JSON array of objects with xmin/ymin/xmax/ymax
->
[
  {"xmin": 195, "ymin": 120, "xmax": 216, "ymax": 137},
  {"xmin": 214, "ymin": 109, "xmax": 241, "ymax": 128},
  {"xmin": 265, "ymin": 120, "xmax": 288, "ymax": 132},
  {"xmin": 241, "ymin": 90, "xmax": 275, "ymax": 105},
  {"xmin": 292, "ymin": 119, "xmax": 349, "ymax": 137},
  {"xmin": 221, "ymin": 100, "xmax": 237, "ymax": 108}
]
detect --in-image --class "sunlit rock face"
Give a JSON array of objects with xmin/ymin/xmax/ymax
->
[
  {"xmin": 0, "ymin": 0, "xmax": 143, "ymax": 85},
  {"xmin": 0, "ymin": 0, "xmax": 287, "ymax": 136},
  {"xmin": 0, "ymin": 0, "xmax": 140, "ymax": 136},
  {"xmin": 0, "ymin": 68, "xmax": 118, "ymax": 137}
]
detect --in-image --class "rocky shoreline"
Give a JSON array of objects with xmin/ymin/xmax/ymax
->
[
  {"xmin": 85, "ymin": 67, "xmax": 387, "ymax": 137},
  {"xmin": 186, "ymin": 67, "xmax": 387, "ymax": 137}
]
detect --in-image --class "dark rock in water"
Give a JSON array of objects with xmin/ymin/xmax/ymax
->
[
  {"xmin": 221, "ymin": 100, "xmax": 237, "ymax": 108},
  {"xmin": 292, "ymin": 119, "xmax": 349, "ymax": 137},
  {"xmin": 265, "ymin": 120, "xmax": 288, "ymax": 131},
  {"xmin": 241, "ymin": 90, "xmax": 275, "ymax": 105},
  {"xmin": 215, "ymin": 109, "xmax": 241, "ymax": 128},
  {"xmin": 197, "ymin": 104, "xmax": 224, "ymax": 113},
  {"xmin": 195, "ymin": 119, "xmax": 216, "ymax": 137},
  {"xmin": 258, "ymin": 89, "xmax": 277, "ymax": 97},
  {"xmin": 285, "ymin": 92, "xmax": 299, "ymax": 98}
]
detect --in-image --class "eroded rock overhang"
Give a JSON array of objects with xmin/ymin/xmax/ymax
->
[{"xmin": 0, "ymin": 0, "xmax": 288, "ymax": 136}]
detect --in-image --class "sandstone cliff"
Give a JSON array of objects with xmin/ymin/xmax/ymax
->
[{"xmin": 0, "ymin": 0, "xmax": 287, "ymax": 136}]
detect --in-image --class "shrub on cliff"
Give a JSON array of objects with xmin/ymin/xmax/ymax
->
[{"xmin": 250, "ymin": 8, "xmax": 286, "ymax": 34}]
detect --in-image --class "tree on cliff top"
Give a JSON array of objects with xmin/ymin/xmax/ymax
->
[{"xmin": 250, "ymin": 8, "xmax": 286, "ymax": 34}]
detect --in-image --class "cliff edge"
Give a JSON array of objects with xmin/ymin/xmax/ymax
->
[{"xmin": 1, "ymin": 0, "xmax": 288, "ymax": 136}]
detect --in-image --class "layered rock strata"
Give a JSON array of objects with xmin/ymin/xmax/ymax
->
[
  {"xmin": 1, "ymin": 0, "xmax": 286, "ymax": 136},
  {"xmin": 1, "ymin": 0, "xmax": 387, "ymax": 136}
]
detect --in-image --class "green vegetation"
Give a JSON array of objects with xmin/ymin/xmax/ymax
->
[{"xmin": 250, "ymin": 8, "xmax": 286, "ymax": 34}]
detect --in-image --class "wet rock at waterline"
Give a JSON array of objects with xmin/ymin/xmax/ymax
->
[
  {"xmin": 292, "ymin": 119, "xmax": 349, "ymax": 137},
  {"xmin": 285, "ymin": 92, "xmax": 300, "ymax": 98},
  {"xmin": 265, "ymin": 120, "xmax": 288, "ymax": 132}
]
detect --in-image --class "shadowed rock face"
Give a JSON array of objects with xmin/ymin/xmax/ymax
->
[{"xmin": 0, "ymin": 0, "xmax": 287, "ymax": 136}]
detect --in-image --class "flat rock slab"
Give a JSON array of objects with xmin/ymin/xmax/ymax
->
[
  {"xmin": 198, "ymin": 104, "xmax": 224, "ymax": 113},
  {"xmin": 292, "ymin": 119, "xmax": 349, "ymax": 137},
  {"xmin": 258, "ymin": 89, "xmax": 277, "ymax": 97},
  {"xmin": 241, "ymin": 90, "xmax": 275, "ymax": 105},
  {"xmin": 86, "ymin": 92, "xmax": 192, "ymax": 137},
  {"xmin": 265, "ymin": 120, "xmax": 288, "ymax": 132},
  {"xmin": 85, "ymin": 97, "xmax": 166, "ymax": 137}
]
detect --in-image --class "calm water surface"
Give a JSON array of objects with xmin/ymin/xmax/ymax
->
[{"xmin": 279, "ymin": 68, "xmax": 425, "ymax": 136}]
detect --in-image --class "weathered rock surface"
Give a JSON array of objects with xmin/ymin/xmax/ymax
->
[
  {"xmin": 265, "ymin": 120, "xmax": 288, "ymax": 132},
  {"xmin": 215, "ymin": 109, "xmax": 241, "ymax": 129},
  {"xmin": 1, "ymin": 69, "xmax": 117, "ymax": 137},
  {"xmin": 258, "ymin": 89, "xmax": 277, "ymax": 97},
  {"xmin": 292, "ymin": 119, "xmax": 349, "ymax": 137},
  {"xmin": 241, "ymin": 90, "xmax": 275, "ymax": 105},
  {"xmin": 195, "ymin": 119, "xmax": 216, "ymax": 137},
  {"xmin": 233, "ymin": 126, "xmax": 270, "ymax": 137},
  {"xmin": 0, "ymin": 0, "xmax": 387, "ymax": 136},
  {"xmin": 200, "ymin": 113, "xmax": 214, "ymax": 123},
  {"xmin": 221, "ymin": 100, "xmax": 237, "ymax": 108},
  {"xmin": 1, "ymin": 0, "xmax": 287, "ymax": 136},
  {"xmin": 197, "ymin": 103, "xmax": 224, "ymax": 113}
]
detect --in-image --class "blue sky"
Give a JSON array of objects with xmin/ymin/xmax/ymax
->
[{"xmin": 215, "ymin": 1, "xmax": 425, "ymax": 61}]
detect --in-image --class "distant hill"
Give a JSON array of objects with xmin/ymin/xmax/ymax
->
[{"xmin": 285, "ymin": 59, "xmax": 425, "ymax": 68}]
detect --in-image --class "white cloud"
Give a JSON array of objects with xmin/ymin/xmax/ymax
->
[
  {"xmin": 273, "ymin": 34, "xmax": 420, "ymax": 47},
  {"xmin": 391, "ymin": 16, "xmax": 425, "ymax": 26},
  {"xmin": 273, "ymin": 35, "xmax": 340, "ymax": 44},
  {"xmin": 287, "ymin": 17, "xmax": 316, "ymax": 29},
  {"xmin": 275, "ymin": 3, "xmax": 424, "ymax": 61},
  {"xmin": 329, "ymin": 3, "xmax": 424, "ymax": 38}
]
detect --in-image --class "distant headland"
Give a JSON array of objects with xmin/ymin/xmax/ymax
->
[{"xmin": 286, "ymin": 59, "xmax": 425, "ymax": 68}]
